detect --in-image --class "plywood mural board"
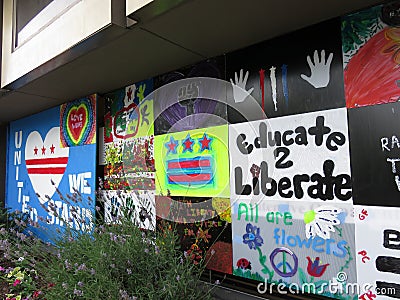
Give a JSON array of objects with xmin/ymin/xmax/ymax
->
[
  {"xmin": 104, "ymin": 78, "xmax": 154, "ymax": 143},
  {"xmin": 154, "ymin": 125, "xmax": 229, "ymax": 198},
  {"xmin": 232, "ymin": 199, "xmax": 356, "ymax": 299},
  {"xmin": 104, "ymin": 79, "xmax": 155, "ymax": 191},
  {"xmin": 6, "ymin": 104, "xmax": 97, "ymax": 242},
  {"xmin": 342, "ymin": 3, "xmax": 400, "ymax": 108},
  {"xmin": 229, "ymin": 108, "xmax": 352, "ymax": 203},
  {"xmin": 348, "ymin": 101, "xmax": 400, "ymax": 207},
  {"xmin": 354, "ymin": 205, "xmax": 400, "ymax": 299},
  {"xmin": 155, "ymin": 195, "xmax": 232, "ymax": 274},
  {"xmin": 60, "ymin": 94, "xmax": 97, "ymax": 147},
  {"xmin": 102, "ymin": 190, "xmax": 155, "ymax": 230},
  {"xmin": 226, "ymin": 18, "xmax": 345, "ymax": 123},
  {"xmin": 153, "ymin": 58, "xmax": 227, "ymax": 135}
]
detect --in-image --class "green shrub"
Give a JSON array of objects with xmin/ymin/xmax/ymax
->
[
  {"xmin": 1, "ymin": 194, "xmax": 214, "ymax": 300},
  {"xmin": 40, "ymin": 219, "xmax": 212, "ymax": 300},
  {"xmin": 0, "ymin": 213, "xmax": 48, "ymax": 299}
]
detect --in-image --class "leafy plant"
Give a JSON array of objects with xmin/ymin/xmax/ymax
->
[
  {"xmin": 0, "ymin": 182, "xmax": 214, "ymax": 300},
  {"xmin": 40, "ymin": 216, "xmax": 212, "ymax": 299},
  {"xmin": 342, "ymin": 5, "xmax": 384, "ymax": 65},
  {"xmin": 0, "ymin": 207, "xmax": 29, "ymax": 232},
  {"xmin": 0, "ymin": 266, "xmax": 46, "ymax": 300},
  {"xmin": 0, "ymin": 212, "xmax": 49, "ymax": 299}
]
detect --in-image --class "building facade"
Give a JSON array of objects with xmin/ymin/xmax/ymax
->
[{"xmin": 2, "ymin": 1, "xmax": 400, "ymax": 299}]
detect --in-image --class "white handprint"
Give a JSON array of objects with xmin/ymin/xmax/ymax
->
[
  {"xmin": 230, "ymin": 69, "xmax": 254, "ymax": 103},
  {"xmin": 300, "ymin": 50, "xmax": 333, "ymax": 89}
]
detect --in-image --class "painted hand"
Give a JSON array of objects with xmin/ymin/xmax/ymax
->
[
  {"xmin": 137, "ymin": 84, "xmax": 146, "ymax": 102},
  {"xmin": 300, "ymin": 50, "xmax": 333, "ymax": 88},
  {"xmin": 230, "ymin": 69, "xmax": 254, "ymax": 103}
]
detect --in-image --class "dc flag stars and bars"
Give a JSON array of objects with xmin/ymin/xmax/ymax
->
[{"xmin": 166, "ymin": 157, "xmax": 214, "ymax": 185}]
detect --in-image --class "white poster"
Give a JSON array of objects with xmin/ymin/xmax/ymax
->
[
  {"xmin": 355, "ymin": 205, "xmax": 400, "ymax": 299},
  {"xmin": 229, "ymin": 108, "xmax": 352, "ymax": 203},
  {"xmin": 231, "ymin": 199, "xmax": 357, "ymax": 299}
]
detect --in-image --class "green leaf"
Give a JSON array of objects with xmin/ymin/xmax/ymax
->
[
  {"xmin": 298, "ymin": 268, "xmax": 308, "ymax": 285},
  {"xmin": 260, "ymin": 255, "xmax": 266, "ymax": 265},
  {"xmin": 261, "ymin": 268, "xmax": 269, "ymax": 274}
]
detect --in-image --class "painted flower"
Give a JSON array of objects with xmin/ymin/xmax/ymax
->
[
  {"xmin": 196, "ymin": 228, "xmax": 211, "ymax": 243},
  {"xmin": 304, "ymin": 206, "xmax": 342, "ymax": 239},
  {"xmin": 306, "ymin": 256, "xmax": 329, "ymax": 277},
  {"xmin": 242, "ymin": 223, "xmax": 263, "ymax": 250}
]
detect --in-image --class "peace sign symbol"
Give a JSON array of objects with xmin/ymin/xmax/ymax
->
[{"xmin": 269, "ymin": 247, "xmax": 298, "ymax": 277}]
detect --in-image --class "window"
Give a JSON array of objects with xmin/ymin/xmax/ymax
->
[{"xmin": 14, "ymin": 0, "xmax": 81, "ymax": 48}]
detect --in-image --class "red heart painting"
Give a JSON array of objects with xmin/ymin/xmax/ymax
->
[{"xmin": 67, "ymin": 104, "xmax": 89, "ymax": 144}]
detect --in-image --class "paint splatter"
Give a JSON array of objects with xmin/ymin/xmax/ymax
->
[{"xmin": 270, "ymin": 66, "xmax": 277, "ymax": 111}]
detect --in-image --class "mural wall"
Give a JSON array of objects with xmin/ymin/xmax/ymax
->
[
  {"xmin": 6, "ymin": 96, "xmax": 97, "ymax": 242},
  {"xmin": 153, "ymin": 61, "xmax": 233, "ymax": 275},
  {"xmin": 344, "ymin": 3, "xmax": 400, "ymax": 298},
  {"xmin": 6, "ymin": 1, "xmax": 400, "ymax": 299},
  {"xmin": 103, "ymin": 79, "xmax": 156, "ymax": 229}
]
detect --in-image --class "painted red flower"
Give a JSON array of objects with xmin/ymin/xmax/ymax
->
[{"xmin": 306, "ymin": 256, "xmax": 329, "ymax": 277}]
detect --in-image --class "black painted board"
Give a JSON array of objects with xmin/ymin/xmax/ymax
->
[
  {"xmin": 348, "ymin": 102, "xmax": 400, "ymax": 206},
  {"xmin": 226, "ymin": 18, "xmax": 345, "ymax": 123}
]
